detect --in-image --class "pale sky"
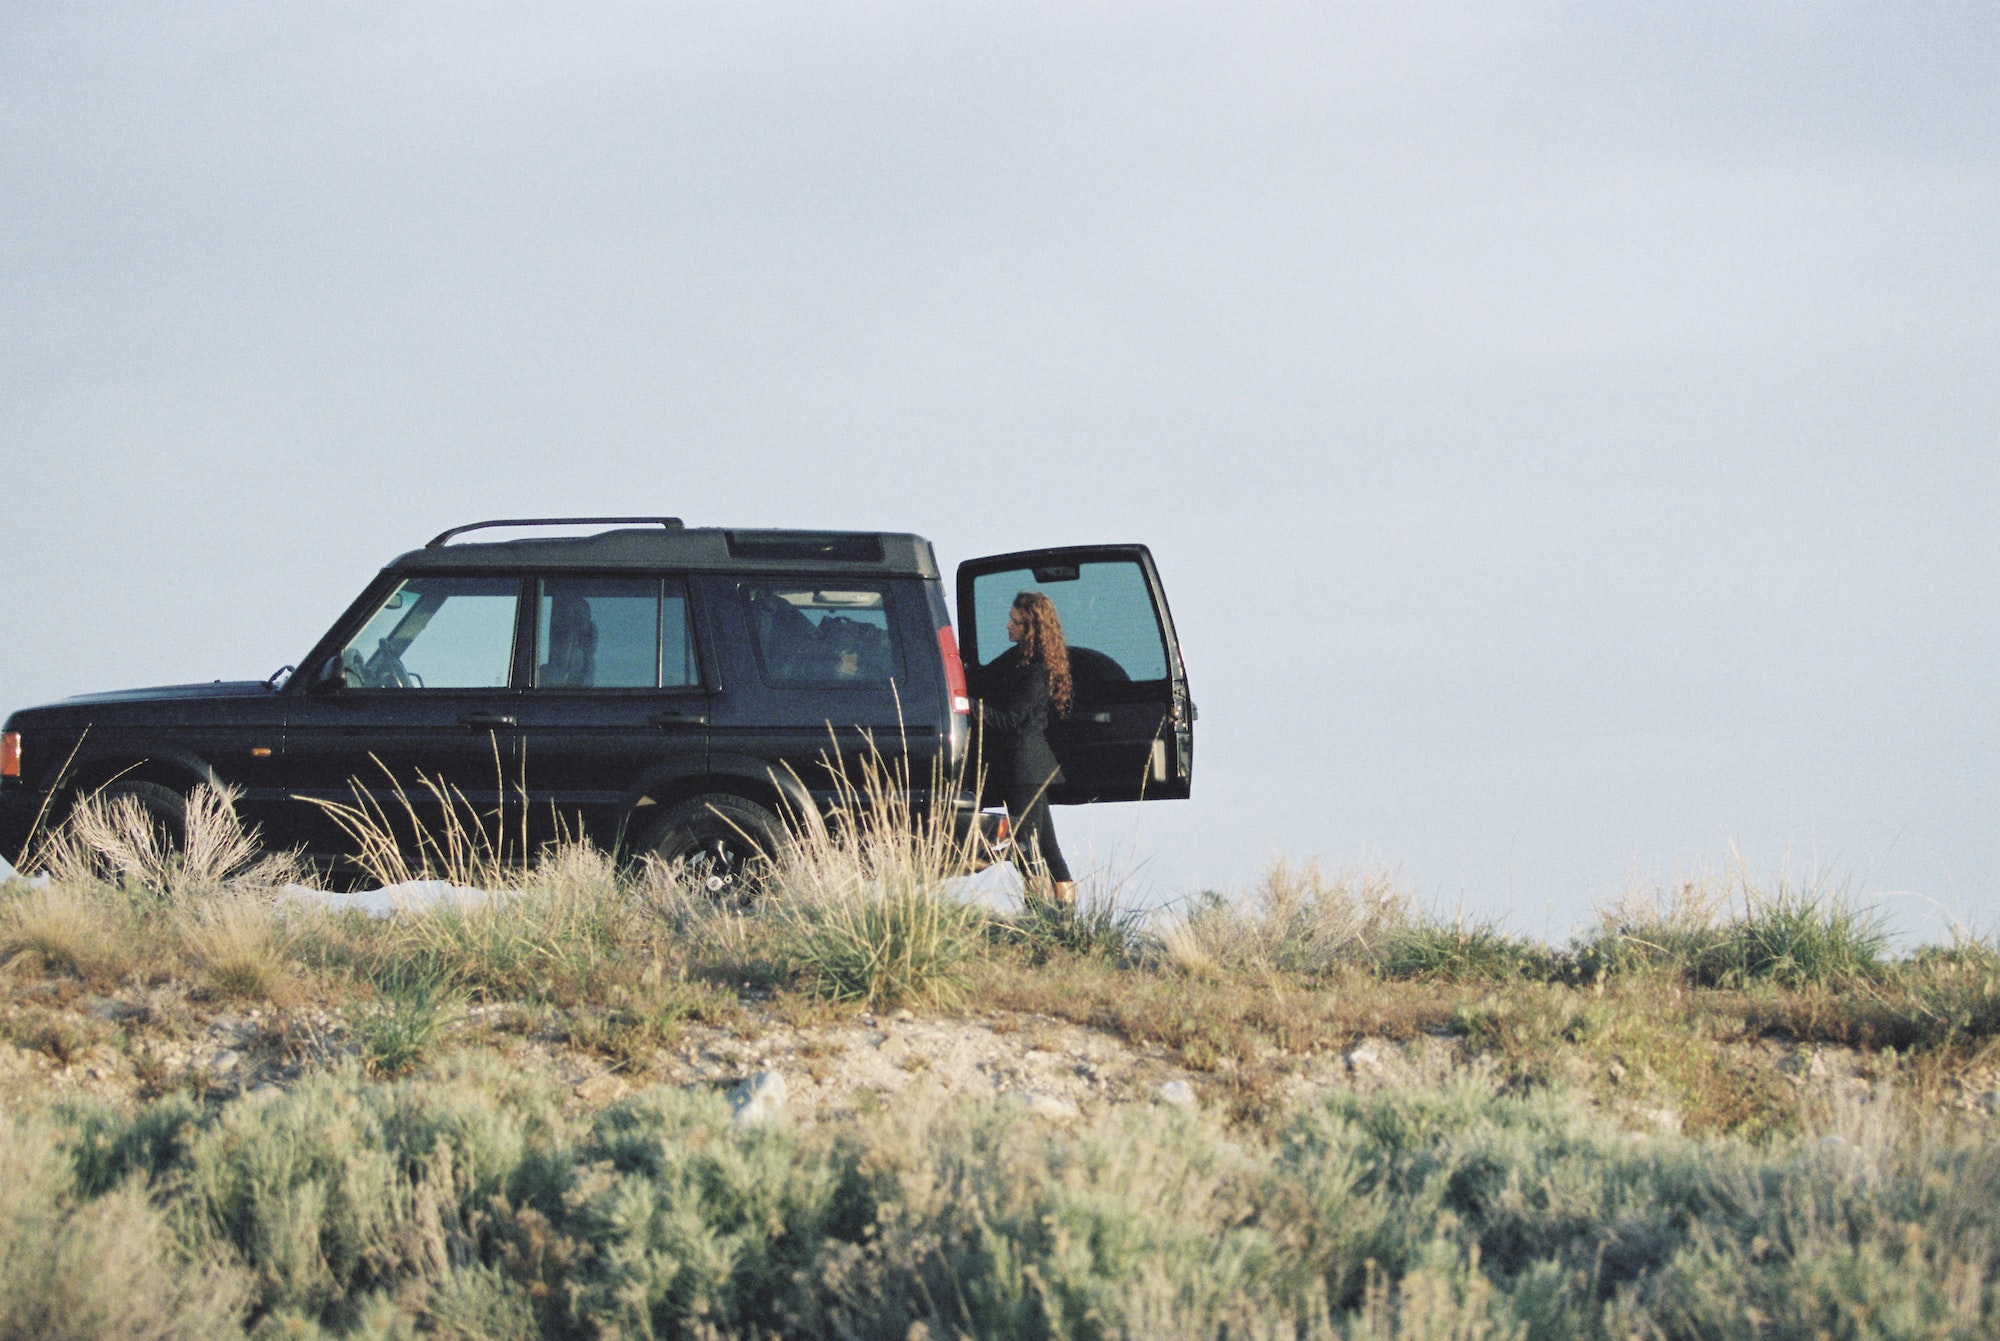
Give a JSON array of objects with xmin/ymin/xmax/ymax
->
[{"xmin": 3, "ymin": 3, "xmax": 1994, "ymax": 937}]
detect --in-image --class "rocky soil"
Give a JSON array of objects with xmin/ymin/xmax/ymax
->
[{"xmin": 7, "ymin": 977, "xmax": 1990, "ymax": 1131}]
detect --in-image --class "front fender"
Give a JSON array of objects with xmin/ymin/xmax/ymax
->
[{"xmin": 60, "ymin": 743, "xmax": 223, "ymax": 800}]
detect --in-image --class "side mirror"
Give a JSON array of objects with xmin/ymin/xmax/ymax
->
[{"xmin": 308, "ymin": 659, "xmax": 345, "ymax": 696}]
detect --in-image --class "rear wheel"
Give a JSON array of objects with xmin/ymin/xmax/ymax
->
[{"xmin": 637, "ymin": 794, "xmax": 783, "ymax": 898}]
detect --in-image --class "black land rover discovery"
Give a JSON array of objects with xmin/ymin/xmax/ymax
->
[{"xmin": 0, "ymin": 519, "xmax": 1194, "ymax": 885}]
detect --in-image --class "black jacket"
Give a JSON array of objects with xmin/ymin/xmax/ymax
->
[{"xmin": 975, "ymin": 646, "xmax": 1065, "ymax": 789}]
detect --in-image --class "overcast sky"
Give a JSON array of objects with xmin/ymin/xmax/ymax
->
[{"xmin": 3, "ymin": 2, "xmax": 1994, "ymax": 936}]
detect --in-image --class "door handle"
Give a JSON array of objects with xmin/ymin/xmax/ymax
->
[
  {"xmin": 649, "ymin": 710, "xmax": 708, "ymax": 727},
  {"xmin": 459, "ymin": 713, "xmax": 517, "ymax": 728}
]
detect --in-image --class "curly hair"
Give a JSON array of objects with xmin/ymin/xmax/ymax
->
[{"xmin": 1011, "ymin": 591, "xmax": 1073, "ymax": 716}]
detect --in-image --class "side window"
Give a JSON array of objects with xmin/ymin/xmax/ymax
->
[
  {"xmin": 741, "ymin": 584, "xmax": 897, "ymax": 688},
  {"xmin": 533, "ymin": 576, "xmax": 699, "ymax": 690},
  {"xmin": 971, "ymin": 560, "xmax": 1168, "ymax": 686},
  {"xmin": 340, "ymin": 577, "xmax": 520, "ymax": 689}
]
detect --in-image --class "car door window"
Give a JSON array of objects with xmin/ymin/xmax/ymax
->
[
  {"xmin": 530, "ymin": 577, "xmax": 698, "ymax": 689},
  {"xmin": 339, "ymin": 577, "xmax": 521, "ymax": 689},
  {"xmin": 971, "ymin": 560, "xmax": 1168, "ymax": 684},
  {"xmin": 740, "ymin": 584, "xmax": 897, "ymax": 687}
]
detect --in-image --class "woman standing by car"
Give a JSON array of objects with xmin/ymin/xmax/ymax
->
[{"xmin": 977, "ymin": 591, "xmax": 1076, "ymax": 905}]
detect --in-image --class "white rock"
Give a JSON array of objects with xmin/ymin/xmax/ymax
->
[
  {"xmin": 1157, "ymin": 1079, "xmax": 1197, "ymax": 1107},
  {"xmin": 575, "ymin": 1073, "xmax": 627, "ymax": 1104},
  {"xmin": 1008, "ymin": 1091, "xmax": 1079, "ymax": 1121},
  {"xmin": 1640, "ymin": 1106, "xmax": 1682, "ymax": 1135},
  {"xmin": 730, "ymin": 1069, "xmax": 788, "ymax": 1126},
  {"xmin": 1346, "ymin": 1041, "xmax": 1389, "ymax": 1072},
  {"xmin": 1782, "ymin": 1049, "xmax": 1832, "ymax": 1081},
  {"xmin": 211, "ymin": 1050, "xmax": 243, "ymax": 1072}
]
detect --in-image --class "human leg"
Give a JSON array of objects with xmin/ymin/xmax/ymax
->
[{"xmin": 1005, "ymin": 786, "xmax": 1072, "ymax": 901}]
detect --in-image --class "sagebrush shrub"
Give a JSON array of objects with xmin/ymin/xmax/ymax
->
[
  {"xmin": 0, "ymin": 1111, "xmax": 251, "ymax": 1340},
  {"xmin": 11, "ymin": 1064, "xmax": 2000, "ymax": 1337}
]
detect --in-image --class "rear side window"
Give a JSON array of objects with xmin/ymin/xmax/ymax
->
[
  {"xmin": 533, "ymin": 576, "xmax": 698, "ymax": 689},
  {"xmin": 341, "ymin": 576, "xmax": 520, "ymax": 689},
  {"xmin": 740, "ymin": 584, "xmax": 897, "ymax": 688},
  {"xmin": 971, "ymin": 560, "xmax": 1168, "ymax": 684}
]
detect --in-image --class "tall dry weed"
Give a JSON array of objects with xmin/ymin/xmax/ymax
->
[
  {"xmin": 1577, "ymin": 875, "xmax": 1734, "ymax": 978},
  {"xmin": 298, "ymin": 752, "xmax": 520, "ymax": 890},
  {"xmin": 41, "ymin": 783, "xmax": 290, "ymax": 898}
]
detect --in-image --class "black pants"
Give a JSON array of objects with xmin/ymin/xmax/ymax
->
[{"xmin": 1001, "ymin": 783, "xmax": 1071, "ymax": 884}]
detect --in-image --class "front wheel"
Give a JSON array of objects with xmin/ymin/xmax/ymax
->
[
  {"xmin": 55, "ymin": 780, "xmax": 186, "ymax": 883},
  {"xmin": 636, "ymin": 794, "xmax": 783, "ymax": 897},
  {"xmin": 89, "ymin": 780, "xmax": 187, "ymax": 850}
]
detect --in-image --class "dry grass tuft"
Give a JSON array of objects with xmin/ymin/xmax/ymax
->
[
  {"xmin": 769, "ymin": 744, "xmax": 992, "ymax": 1008},
  {"xmin": 0, "ymin": 882, "xmax": 134, "ymax": 980},
  {"xmin": 174, "ymin": 893, "xmax": 297, "ymax": 1001},
  {"xmin": 1579, "ymin": 872, "xmax": 1888, "ymax": 988},
  {"xmin": 1160, "ymin": 860, "xmax": 1412, "ymax": 978}
]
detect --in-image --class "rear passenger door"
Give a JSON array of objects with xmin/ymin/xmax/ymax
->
[
  {"xmin": 508, "ymin": 575, "xmax": 709, "ymax": 851},
  {"xmin": 697, "ymin": 575, "xmax": 927, "ymax": 809},
  {"xmin": 956, "ymin": 545, "xmax": 1192, "ymax": 803}
]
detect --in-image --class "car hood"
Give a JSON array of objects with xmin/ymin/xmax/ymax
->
[{"xmin": 58, "ymin": 680, "xmax": 277, "ymax": 706}]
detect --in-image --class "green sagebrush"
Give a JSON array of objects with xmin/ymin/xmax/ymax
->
[{"xmin": 13, "ymin": 1060, "xmax": 2000, "ymax": 1340}]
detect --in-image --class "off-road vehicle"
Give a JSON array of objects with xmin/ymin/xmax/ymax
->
[{"xmin": 0, "ymin": 518, "xmax": 1194, "ymax": 885}]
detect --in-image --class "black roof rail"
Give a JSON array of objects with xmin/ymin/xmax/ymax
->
[{"xmin": 426, "ymin": 517, "xmax": 686, "ymax": 548}]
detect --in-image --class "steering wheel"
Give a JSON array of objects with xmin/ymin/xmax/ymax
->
[{"xmin": 362, "ymin": 641, "xmax": 413, "ymax": 689}]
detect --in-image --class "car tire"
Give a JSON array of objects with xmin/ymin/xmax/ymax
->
[
  {"xmin": 637, "ymin": 794, "xmax": 784, "ymax": 898},
  {"xmin": 86, "ymin": 780, "xmax": 188, "ymax": 850}
]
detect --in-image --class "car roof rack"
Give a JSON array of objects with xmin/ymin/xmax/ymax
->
[{"xmin": 426, "ymin": 517, "xmax": 686, "ymax": 548}]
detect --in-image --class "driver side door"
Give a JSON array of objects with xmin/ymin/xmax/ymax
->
[{"xmin": 282, "ymin": 574, "xmax": 528, "ymax": 869}]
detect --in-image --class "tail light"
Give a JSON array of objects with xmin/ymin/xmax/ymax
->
[
  {"xmin": 937, "ymin": 627, "xmax": 971, "ymax": 715},
  {"xmin": 1, "ymin": 733, "xmax": 17, "ymax": 778}
]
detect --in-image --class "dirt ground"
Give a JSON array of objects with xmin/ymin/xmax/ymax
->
[{"xmin": 9, "ymin": 976, "xmax": 1982, "ymax": 1134}]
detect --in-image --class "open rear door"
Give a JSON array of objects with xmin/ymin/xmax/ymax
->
[{"xmin": 957, "ymin": 544, "xmax": 1192, "ymax": 803}]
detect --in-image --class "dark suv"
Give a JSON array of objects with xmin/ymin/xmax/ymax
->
[{"xmin": 0, "ymin": 519, "xmax": 1194, "ymax": 882}]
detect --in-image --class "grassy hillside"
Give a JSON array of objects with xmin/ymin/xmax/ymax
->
[{"xmin": 2, "ymin": 781, "xmax": 1998, "ymax": 1338}]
